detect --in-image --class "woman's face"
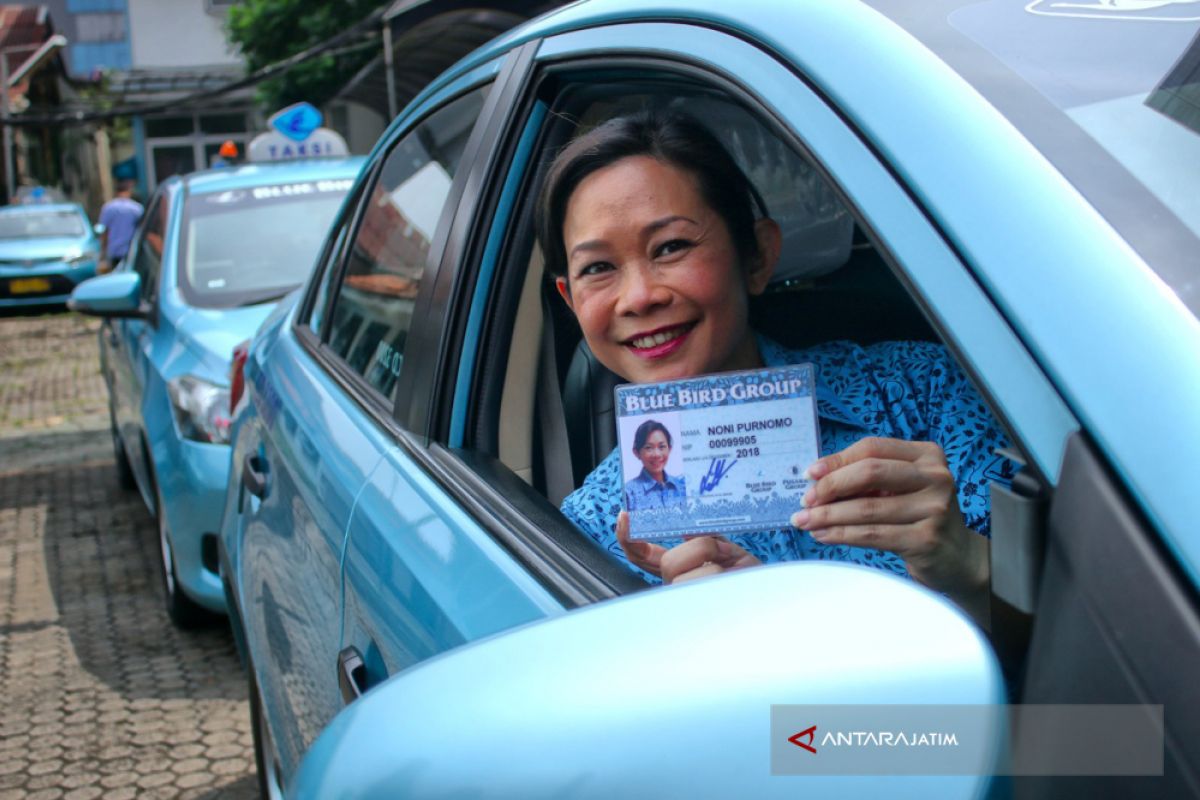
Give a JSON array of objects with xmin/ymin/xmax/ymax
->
[
  {"xmin": 637, "ymin": 429, "xmax": 671, "ymax": 474},
  {"xmin": 555, "ymin": 156, "xmax": 778, "ymax": 384}
]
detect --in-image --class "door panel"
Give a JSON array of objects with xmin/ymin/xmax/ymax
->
[
  {"xmin": 237, "ymin": 329, "xmax": 388, "ymax": 778},
  {"xmin": 341, "ymin": 443, "xmax": 564, "ymax": 691},
  {"xmin": 1018, "ymin": 434, "xmax": 1200, "ymax": 798}
]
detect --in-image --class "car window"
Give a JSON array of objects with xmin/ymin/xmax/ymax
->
[
  {"xmin": 131, "ymin": 193, "xmax": 168, "ymax": 304},
  {"xmin": 324, "ymin": 84, "xmax": 490, "ymax": 403},
  {"xmin": 442, "ymin": 66, "xmax": 1023, "ymax": 608},
  {"xmin": 177, "ymin": 177, "xmax": 355, "ymax": 308},
  {"xmin": 0, "ymin": 209, "xmax": 86, "ymax": 238},
  {"xmin": 304, "ymin": 172, "xmax": 370, "ymax": 337}
]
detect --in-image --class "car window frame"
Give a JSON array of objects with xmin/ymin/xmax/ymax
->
[
  {"xmin": 401, "ymin": 22, "xmax": 1085, "ymax": 606},
  {"xmin": 127, "ymin": 183, "xmax": 173, "ymax": 326},
  {"xmin": 290, "ymin": 65, "xmax": 507, "ymax": 426},
  {"xmin": 295, "ymin": 159, "xmax": 378, "ymax": 343}
]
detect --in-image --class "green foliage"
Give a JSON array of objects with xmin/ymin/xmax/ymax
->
[{"xmin": 226, "ymin": 0, "xmax": 382, "ymax": 110}]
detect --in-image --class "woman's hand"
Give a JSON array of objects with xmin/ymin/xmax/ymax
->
[
  {"xmin": 790, "ymin": 437, "xmax": 990, "ymax": 625},
  {"xmin": 616, "ymin": 511, "xmax": 760, "ymax": 584}
]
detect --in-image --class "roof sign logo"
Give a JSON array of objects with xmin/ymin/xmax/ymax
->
[
  {"xmin": 249, "ymin": 102, "xmax": 349, "ymax": 162},
  {"xmin": 1026, "ymin": 0, "xmax": 1200, "ymax": 21},
  {"xmin": 269, "ymin": 102, "xmax": 323, "ymax": 142}
]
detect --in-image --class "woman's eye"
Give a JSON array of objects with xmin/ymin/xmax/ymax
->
[
  {"xmin": 654, "ymin": 239, "xmax": 693, "ymax": 259},
  {"xmin": 577, "ymin": 261, "xmax": 614, "ymax": 278}
]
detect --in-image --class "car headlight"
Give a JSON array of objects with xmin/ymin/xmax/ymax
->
[
  {"xmin": 67, "ymin": 249, "xmax": 99, "ymax": 267},
  {"xmin": 167, "ymin": 375, "xmax": 232, "ymax": 444}
]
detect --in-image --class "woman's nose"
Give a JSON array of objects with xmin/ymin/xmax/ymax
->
[{"xmin": 615, "ymin": 262, "xmax": 670, "ymax": 315}]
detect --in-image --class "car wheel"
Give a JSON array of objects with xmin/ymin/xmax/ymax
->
[
  {"xmin": 155, "ymin": 489, "xmax": 211, "ymax": 629},
  {"xmin": 110, "ymin": 410, "xmax": 136, "ymax": 490},
  {"xmin": 250, "ymin": 668, "xmax": 285, "ymax": 800}
]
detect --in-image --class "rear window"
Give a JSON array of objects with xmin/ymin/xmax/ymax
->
[
  {"xmin": 0, "ymin": 210, "xmax": 85, "ymax": 239},
  {"xmin": 178, "ymin": 178, "xmax": 353, "ymax": 308},
  {"xmin": 866, "ymin": 0, "xmax": 1200, "ymax": 317}
]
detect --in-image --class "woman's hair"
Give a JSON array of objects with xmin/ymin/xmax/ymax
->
[
  {"xmin": 537, "ymin": 110, "xmax": 768, "ymax": 280},
  {"xmin": 633, "ymin": 419, "xmax": 672, "ymax": 452}
]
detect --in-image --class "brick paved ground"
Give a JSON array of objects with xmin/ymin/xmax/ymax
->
[{"xmin": 0, "ymin": 310, "xmax": 258, "ymax": 799}]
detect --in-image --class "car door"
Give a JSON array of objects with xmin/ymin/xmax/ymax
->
[
  {"xmin": 286, "ymin": 20, "xmax": 1031, "ymax": 794},
  {"xmin": 235, "ymin": 57, "xmax": 533, "ymax": 782},
  {"xmin": 108, "ymin": 188, "xmax": 169, "ymax": 506},
  {"xmin": 285, "ymin": 7, "xmax": 1198, "ymax": 795},
  {"xmin": 333, "ymin": 50, "xmax": 581, "ymax": 703},
  {"xmin": 483, "ymin": 14, "xmax": 1197, "ymax": 796}
]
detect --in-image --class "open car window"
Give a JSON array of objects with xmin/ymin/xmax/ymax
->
[{"xmin": 413, "ymin": 57, "xmax": 1035, "ymax": 623}]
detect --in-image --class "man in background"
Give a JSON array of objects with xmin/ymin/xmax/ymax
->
[{"xmin": 98, "ymin": 179, "xmax": 143, "ymax": 274}]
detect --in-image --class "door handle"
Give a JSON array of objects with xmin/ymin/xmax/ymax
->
[
  {"xmin": 242, "ymin": 454, "xmax": 268, "ymax": 498},
  {"xmin": 338, "ymin": 646, "xmax": 367, "ymax": 705}
]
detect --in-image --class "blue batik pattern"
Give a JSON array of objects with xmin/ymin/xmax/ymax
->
[
  {"xmin": 561, "ymin": 336, "xmax": 1016, "ymax": 584},
  {"xmin": 624, "ymin": 469, "xmax": 688, "ymax": 512}
]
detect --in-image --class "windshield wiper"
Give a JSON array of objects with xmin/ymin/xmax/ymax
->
[{"xmin": 236, "ymin": 287, "xmax": 296, "ymax": 307}]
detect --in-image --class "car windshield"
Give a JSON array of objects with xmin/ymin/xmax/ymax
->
[
  {"xmin": 178, "ymin": 178, "xmax": 353, "ymax": 307},
  {"xmin": 0, "ymin": 210, "xmax": 85, "ymax": 239},
  {"xmin": 867, "ymin": 0, "xmax": 1200, "ymax": 318}
]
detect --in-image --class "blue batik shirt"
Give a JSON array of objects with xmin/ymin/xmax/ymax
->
[
  {"xmin": 624, "ymin": 469, "xmax": 688, "ymax": 511},
  {"xmin": 561, "ymin": 336, "xmax": 1016, "ymax": 584}
]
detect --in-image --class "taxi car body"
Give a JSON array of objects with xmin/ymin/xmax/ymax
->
[
  {"xmin": 220, "ymin": 0, "xmax": 1200, "ymax": 796},
  {"xmin": 69, "ymin": 157, "xmax": 363, "ymax": 627},
  {"xmin": 0, "ymin": 202, "xmax": 100, "ymax": 307}
]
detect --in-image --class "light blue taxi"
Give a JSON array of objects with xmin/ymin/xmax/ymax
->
[
  {"xmin": 69, "ymin": 156, "xmax": 363, "ymax": 627},
  {"xmin": 0, "ymin": 202, "xmax": 100, "ymax": 307},
  {"xmin": 220, "ymin": 0, "xmax": 1200, "ymax": 797}
]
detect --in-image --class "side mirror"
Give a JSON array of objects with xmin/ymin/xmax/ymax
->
[
  {"xmin": 93, "ymin": 222, "xmax": 106, "ymax": 236},
  {"xmin": 290, "ymin": 563, "xmax": 1005, "ymax": 798},
  {"xmin": 68, "ymin": 272, "xmax": 147, "ymax": 318}
]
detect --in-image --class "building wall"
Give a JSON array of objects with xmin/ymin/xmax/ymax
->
[
  {"xmin": 6, "ymin": 0, "xmax": 133, "ymax": 77},
  {"xmin": 126, "ymin": 0, "xmax": 236, "ymax": 68},
  {"xmin": 328, "ymin": 100, "xmax": 387, "ymax": 157}
]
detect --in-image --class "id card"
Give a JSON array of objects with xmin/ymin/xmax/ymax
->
[{"xmin": 616, "ymin": 364, "xmax": 821, "ymax": 540}]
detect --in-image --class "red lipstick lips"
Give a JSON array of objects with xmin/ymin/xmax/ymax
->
[{"xmin": 625, "ymin": 322, "xmax": 695, "ymax": 359}]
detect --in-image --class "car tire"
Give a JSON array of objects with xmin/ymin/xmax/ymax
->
[
  {"xmin": 110, "ymin": 411, "xmax": 136, "ymax": 490},
  {"xmin": 250, "ymin": 667, "xmax": 285, "ymax": 800},
  {"xmin": 155, "ymin": 487, "xmax": 212, "ymax": 630}
]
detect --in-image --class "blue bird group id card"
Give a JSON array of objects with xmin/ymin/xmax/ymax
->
[{"xmin": 615, "ymin": 364, "xmax": 821, "ymax": 541}]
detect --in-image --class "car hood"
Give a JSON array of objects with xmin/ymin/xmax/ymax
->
[
  {"xmin": 0, "ymin": 236, "xmax": 94, "ymax": 260},
  {"xmin": 175, "ymin": 303, "xmax": 277, "ymax": 375}
]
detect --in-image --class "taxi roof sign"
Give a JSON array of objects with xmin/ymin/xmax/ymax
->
[
  {"xmin": 270, "ymin": 102, "xmax": 323, "ymax": 142},
  {"xmin": 248, "ymin": 102, "xmax": 350, "ymax": 162}
]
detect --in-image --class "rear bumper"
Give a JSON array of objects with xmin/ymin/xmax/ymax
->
[{"xmin": 0, "ymin": 263, "xmax": 98, "ymax": 307}]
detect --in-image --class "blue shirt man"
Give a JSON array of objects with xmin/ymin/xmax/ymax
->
[
  {"xmin": 562, "ymin": 336, "xmax": 1015, "ymax": 584},
  {"xmin": 98, "ymin": 180, "xmax": 144, "ymax": 269}
]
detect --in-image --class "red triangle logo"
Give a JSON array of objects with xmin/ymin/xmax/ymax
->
[{"xmin": 788, "ymin": 725, "xmax": 817, "ymax": 754}]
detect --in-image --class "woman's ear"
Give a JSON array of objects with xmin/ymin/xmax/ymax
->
[
  {"xmin": 554, "ymin": 275, "xmax": 574, "ymax": 311},
  {"xmin": 746, "ymin": 217, "xmax": 781, "ymax": 296}
]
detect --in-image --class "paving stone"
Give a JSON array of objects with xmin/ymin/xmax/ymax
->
[
  {"xmin": 0, "ymin": 313, "xmax": 255, "ymax": 797},
  {"xmin": 174, "ymin": 771, "xmax": 213, "ymax": 790},
  {"xmin": 135, "ymin": 771, "xmax": 175, "ymax": 790},
  {"xmin": 62, "ymin": 787, "xmax": 102, "ymax": 800}
]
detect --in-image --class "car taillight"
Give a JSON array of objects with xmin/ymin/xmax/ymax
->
[{"xmin": 230, "ymin": 340, "xmax": 251, "ymax": 415}]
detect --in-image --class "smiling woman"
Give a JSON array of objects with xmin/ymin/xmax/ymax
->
[{"xmin": 538, "ymin": 111, "xmax": 1014, "ymax": 624}]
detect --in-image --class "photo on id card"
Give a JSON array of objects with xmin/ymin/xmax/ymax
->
[{"xmin": 616, "ymin": 364, "xmax": 821, "ymax": 540}]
